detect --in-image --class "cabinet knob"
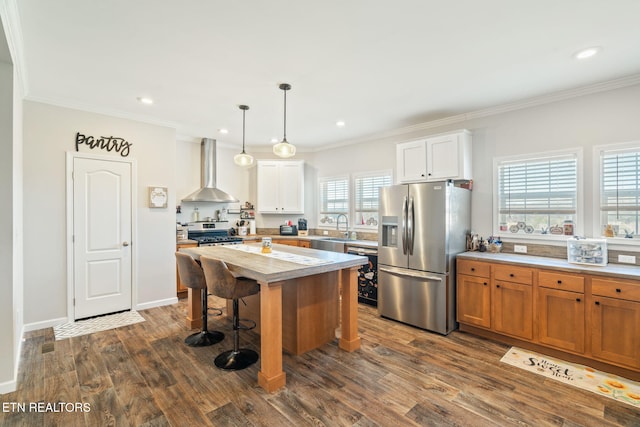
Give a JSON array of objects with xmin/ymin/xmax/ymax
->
[
  {"xmin": 471, "ymin": 267, "xmax": 475, "ymax": 271},
  {"xmin": 616, "ymin": 288, "xmax": 621, "ymax": 293},
  {"xmin": 509, "ymin": 273, "xmax": 514, "ymax": 277},
  {"xmin": 421, "ymin": 174, "xmax": 425, "ymax": 177},
  {"xmin": 483, "ymin": 282, "xmax": 487, "ymax": 286},
  {"xmin": 557, "ymin": 280, "xmax": 562, "ymax": 284},
  {"xmin": 496, "ymin": 284, "xmax": 501, "ymax": 288},
  {"xmin": 576, "ymin": 298, "xmax": 581, "ymax": 302},
  {"xmin": 595, "ymin": 301, "xmax": 600, "ymax": 305}
]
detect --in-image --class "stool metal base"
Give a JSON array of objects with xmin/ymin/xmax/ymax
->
[
  {"xmin": 185, "ymin": 330, "xmax": 224, "ymax": 347},
  {"xmin": 214, "ymin": 349, "xmax": 258, "ymax": 370}
]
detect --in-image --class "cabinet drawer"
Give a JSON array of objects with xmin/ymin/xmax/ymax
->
[
  {"xmin": 592, "ymin": 277, "xmax": 640, "ymax": 302},
  {"xmin": 494, "ymin": 265, "xmax": 533, "ymax": 285},
  {"xmin": 457, "ymin": 259, "xmax": 490, "ymax": 278},
  {"xmin": 538, "ymin": 271, "xmax": 584, "ymax": 293}
]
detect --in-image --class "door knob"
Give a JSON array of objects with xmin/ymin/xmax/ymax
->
[{"xmin": 123, "ymin": 242, "xmax": 130, "ymax": 247}]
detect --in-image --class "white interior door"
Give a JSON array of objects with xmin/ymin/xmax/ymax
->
[{"xmin": 73, "ymin": 157, "xmax": 132, "ymax": 319}]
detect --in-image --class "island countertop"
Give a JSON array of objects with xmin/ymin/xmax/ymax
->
[{"xmin": 180, "ymin": 242, "xmax": 367, "ymax": 283}]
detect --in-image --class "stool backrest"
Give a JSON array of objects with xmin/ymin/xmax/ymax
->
[
  {"xmin": 175, "ymin": 252, "xmax": 206, "ymax": 290},
  {"xmin": 200, "ymin": 256, "xmax": 242, "ymax": 300}
]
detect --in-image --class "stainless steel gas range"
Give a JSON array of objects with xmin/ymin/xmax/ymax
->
[{"xmin": 187, "ymin": 222, "xmax": 243, "ymax": 246}]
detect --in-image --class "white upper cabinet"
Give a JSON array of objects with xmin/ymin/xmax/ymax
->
[
  {"xmin": 257, "ymin": 160, "xmax": 304, "ymax": 214},
  {"xmin": 396, "ymin": 130, "xmax": 472, "ymax": 183}
]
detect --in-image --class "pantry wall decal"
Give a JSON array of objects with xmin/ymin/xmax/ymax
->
[{"xmin": 75, "ymin": 132, "xmax": 133, "ymax": 157}]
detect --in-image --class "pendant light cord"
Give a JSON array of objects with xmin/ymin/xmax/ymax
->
[
  {"xmin": 282, "ymin": 88, "xmax": 287, "ymax": 141},
  {"xmin": 242, "ymin": 108, "xmax": 246, "ymax": 153}
]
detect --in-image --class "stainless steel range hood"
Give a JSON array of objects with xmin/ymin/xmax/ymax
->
[{"xmin": 181, "ymin": 138, "xmax": 239, "ymax": 203}]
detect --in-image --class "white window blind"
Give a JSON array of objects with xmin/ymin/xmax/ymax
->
[
  {"xmin": 498, "ymin": 154, "xmax": 577, "ymax": 234},
  {"xmin": 319, "ymin": 177, "xmax": 349, "ymax": 225},
  {"xmin": 600, "ymin": 149, "xmax": 640, "ymax": 237},
  {"xmin": 354, "ymin": 172, "xmax": 392, "ymax": 227}
]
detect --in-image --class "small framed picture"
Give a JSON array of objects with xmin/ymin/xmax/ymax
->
[{"xmin": 149, "ymin": 186, "xmax": 168, "ymax": 208}]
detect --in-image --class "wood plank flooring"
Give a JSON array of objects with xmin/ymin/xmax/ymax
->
[{"xmin": 1, "ymin": 298, "xmax": 639, "ymax": 426}]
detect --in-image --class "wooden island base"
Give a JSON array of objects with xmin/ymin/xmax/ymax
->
[{"xmin": 228, "ymin": 271, "xmax": 339, "ymax": 355}]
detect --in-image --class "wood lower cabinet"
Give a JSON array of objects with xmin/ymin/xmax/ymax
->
[
  {"xmin": 492, "ymin": 277, "xmax": 533, "ymax": 340},
  {"xmin": 591, "ymin": 277, "xmax": 640, "ymax": 369},
  {"xmin": 457, "ymin": 260, "xmax": 491, "ymax": 328},
  {"xmin": 176, "ymin": 241, "xmax": 198, "ymax": 297},
  {"xmin": 537, "ymin": 271, "xmax": 585, "ymax": 353},
  {"xmin": 272, "ymin": 238, "xmax": 311, "ymax": 248},
  {"xmin": 457, "ymin": 257, "xmax": 640, "ymax": 375}
]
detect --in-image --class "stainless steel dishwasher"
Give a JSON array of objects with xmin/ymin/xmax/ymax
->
[{"xmin": 346, "ymin": 245, "xmax": 378, "ymax": 307}]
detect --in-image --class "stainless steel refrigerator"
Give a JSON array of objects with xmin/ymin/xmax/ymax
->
[{"xmin": 377, "ymin": 181, "xmax": 470, "ymax": 334}]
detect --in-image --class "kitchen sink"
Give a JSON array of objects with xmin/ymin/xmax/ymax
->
[{"xmin": 310, "ymin": 238, "xmax": 348, "ymax": 252}]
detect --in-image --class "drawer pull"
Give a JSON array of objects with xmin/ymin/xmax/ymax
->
[
  {"xmin": 557, "ymin": 280, "xmax": 562, "ymax": 284},
  {"xmin": 509, "ymin": 273, "xmax": 514, "ymax": 277},
  {"xmin": 616, "ymin": 288, "xmax": 621, "ymax": 293},
  {"xmin": 471, "ymin": 267, "xmax": 475, "ymax": 271},
  {"xmin": 595, "ymin": 301, "xmax": 600, "ymax": 305},
  {"xmin": 576, "ymin": 298, "xmax": 581, "ymax": 302}
]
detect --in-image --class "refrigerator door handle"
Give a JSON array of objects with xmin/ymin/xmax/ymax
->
[
  {"xmin": 379, "ymin": 266, "xmax": 443, "ymax": 281},
  {"xmin": 408, "ymin": 197, "xmax": 415, "ymax": 255},
  {"xmin": 402, "ymin": 196, "xmax": 408, "ymax": 255}
]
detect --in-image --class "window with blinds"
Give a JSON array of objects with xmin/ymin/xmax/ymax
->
[
  {"xmin": 318, "ymin": 176, "xmax": 349, "ymax": 227},
  {"xmin": 354, "ymin": 172, "xmax": 392, "ymax": 228},
  {"xmin": 497, "ymin": 153, "xmax": 577, "ymax": 235},
  {"xmin": 600, "ymin": 148, "xmax": 640, "ymax": 237}
]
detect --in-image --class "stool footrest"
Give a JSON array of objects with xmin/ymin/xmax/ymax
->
[{"xmin": 238, "ymin": 318, "xmax": 256, "ymax": 331}]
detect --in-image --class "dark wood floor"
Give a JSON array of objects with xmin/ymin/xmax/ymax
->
[{"xmin": 2, "ymin": 298, "xmax": 639, "ymax": 427}]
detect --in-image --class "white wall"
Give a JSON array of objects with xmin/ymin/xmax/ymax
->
[
  {"xmin": 310, "ymin": 83, "xmax": 640, "ymax": 240},
  {"xmin": 0, "ymin": 6, "xmax": 23, "ymax": 394},
  {"xmin": 22, "ymin": 101, "xmax": 177, "ymax": 326}
]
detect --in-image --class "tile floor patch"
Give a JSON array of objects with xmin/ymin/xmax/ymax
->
[{"xmin": 54, "ymin": 311, "xmax": 145, "ymax": 340}]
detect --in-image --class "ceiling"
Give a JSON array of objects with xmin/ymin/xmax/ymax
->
[{"xmin": 14, "ymin": 0, "xmax": 640, "ymax": 151}]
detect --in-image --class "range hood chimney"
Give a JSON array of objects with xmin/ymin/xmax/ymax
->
[{"xmin": 181, "ymin": 138, "xmax": 239, "ymax": 203}]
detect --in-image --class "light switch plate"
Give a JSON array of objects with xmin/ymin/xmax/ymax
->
[
  {"xmin": 618, "ymin": 254, "xmax": 636, "ymax": 264},
  {"xmin": 514, "ymin": 245, "xmax": 527, "ymax": 254}
]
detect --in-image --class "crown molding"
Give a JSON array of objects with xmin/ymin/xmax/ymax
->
[
  {"xmin": 317, "ymin": 73, "xmax": 640, "ymax": 152},
  {"xmin": 0, "ymin": 0, "xmax": 27, "ymax": 93},
  {"xmin": 24, "ymin": 94, "xmax": 181, "ymax": 131}
]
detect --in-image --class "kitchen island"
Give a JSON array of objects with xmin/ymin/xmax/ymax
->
[{"xmin": 179, "ymin": 243, "xmax": 367, "ymax": 392}]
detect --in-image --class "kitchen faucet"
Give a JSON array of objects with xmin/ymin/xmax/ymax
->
[{"xmin": 336, "ymin": 214, "xmax": 349, "ymax": 238}]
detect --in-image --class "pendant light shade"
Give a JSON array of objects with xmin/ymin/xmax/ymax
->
[
  {"xmin": 273, "ymin": 83, "xmax": 296, "ymax": 158},
  {"xmin": 234, "ymin": 105, "xmax": 254, "ymax": 167}
]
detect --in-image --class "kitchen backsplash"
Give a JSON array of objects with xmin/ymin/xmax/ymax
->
[{"xmin": 499, "ymin": 241, "xmax": 640, "ymax": 267}]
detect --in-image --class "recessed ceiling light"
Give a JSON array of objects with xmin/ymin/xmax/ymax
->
[
  {"xmin": 218, "ymin": 128, "xmax": 229, "ymax": 134},
  {"xmin": 137, "ymin": 97, "xmax": 154, "ymax": 105},
  {"xmin": 336, "ymin": 120, "xmax": 346, "ymax": 127},
  {"xmin": 574, "ymin": 47, "xmax": 601, "ymax": 60}
]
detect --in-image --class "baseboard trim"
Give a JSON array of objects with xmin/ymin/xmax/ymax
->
[
  {"xmin": 136, "ymin": 297, "xmax": 178, "ymax": 311},
  {"xmin": 23, "ymin": 316, "xmax": 68, "ymax": 333}
]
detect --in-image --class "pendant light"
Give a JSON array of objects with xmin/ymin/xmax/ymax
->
[
  {"xmin": 272, "ymin": 83, "xmax": 296, "ymax": 158},
  {"xmin": 234, "ymin": 105, "xmax": 254, "ymax": 167}
]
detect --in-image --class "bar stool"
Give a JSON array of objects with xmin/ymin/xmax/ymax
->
[
  {"xmin": 200, "ymin": 256, "xmax": 260, "ymax": 370},
  {"xmin": 175, "ymin": 252, "xmax": 224, "ymax": 347}
]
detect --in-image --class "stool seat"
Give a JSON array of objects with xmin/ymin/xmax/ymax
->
[
  {"xmin": 201, "ymin": 256, "xmax": 260, "ymax": 370},
  {"xmin": 175, "ymin": 252, "xmax": 224, "ymax": 347}
]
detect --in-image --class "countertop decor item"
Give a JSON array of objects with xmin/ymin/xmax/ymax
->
[
  {"xmin": 234, "ymin": 105, "xmax": 254, "ymax": 167},
  {"xmin": 272, "ymin": 83, "xmax": 296, "ymax": 158}
]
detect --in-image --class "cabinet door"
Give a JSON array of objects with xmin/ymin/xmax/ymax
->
[
  {"xmin": 492, "ymin": 281, "xmax": 533, "ymax": 340},
  {"xmin": 457, "ymin": 274, "xmax": 491, "ymax": 328},
  {"xmin": 176, "ymin": 243, "xmax": 198, "ymax": 297},
  {"xmin": 591, "ymin": 296, "xmax": 640, "ymax": 369},
  {"xmin": 278, "ymin": 161, "xmax": 304, "ymax": 213},
  {"xmin": 396, "ymin": 140, "xmax": 427, "ymax": 183},
  {"xmin": 257, "ymin": 161, "xmax": 280, "ymax": 213},
  {"xmin": 426, "ymin": 134, "xmax": 459, "ymax": 180},
  {"xmin": 537, "ymin": 287, "xmax": 585, "ymax": 353}
]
